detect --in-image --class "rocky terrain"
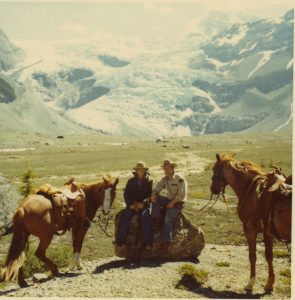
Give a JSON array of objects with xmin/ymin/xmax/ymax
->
[
  {"xmin": 0, "ymin": 173, "xmax": 20, "ymax": 235},
  {"xmin": 0, "ymin": 132, "xmax": 291, "ymax": 298},
  {"xmin": 0, "ymin": 243, "xmax": 290, "ymax": 298}
]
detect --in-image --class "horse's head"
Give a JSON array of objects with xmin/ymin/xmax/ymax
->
[
  {"xmin": 210, "ymin": 153, "xmax": 237, "ymax": 195},
  {"xmin": 101, "ymin": 175, "xmax": 119, "ymax": 215}
]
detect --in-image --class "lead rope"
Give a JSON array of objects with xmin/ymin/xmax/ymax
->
[
  {"xmin": 199, "ymin": 187, "xmax": 231, "ymax": 213},
  {"xmin": 199, "ymin": 193, "xmax": 214, "ymax": 212},
  {"xmin": 96, "ymin": 214, "xmax": 112, "ymax": 237}
]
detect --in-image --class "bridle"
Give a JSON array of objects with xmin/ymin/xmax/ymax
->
[
  {"xmin": 199, "ymin": 162, "xmax": 231, "ymax": 212},
  {"xmin": 94, "ymin": 186, "xmax": 115, "ymax": 237}
]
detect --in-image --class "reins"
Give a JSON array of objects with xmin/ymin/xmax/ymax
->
[
  {"xmin": 199, "ymin": 186, "xmax": 231, "ymax": 212},
  {"xmin": 96, "ymin": 214, "xmax": 113, "ymax": 237}
]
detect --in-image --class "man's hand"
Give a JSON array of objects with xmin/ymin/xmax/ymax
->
[
  {"xmin": 150, "ymin": 194, "xmax": 157, "ymax": 203},
  {"xmin": 167, "ymin": 201, "xmax": 175, "ymax": 209},
  {"xmin": 135, "ymin": 202, "xmax": 144, "ymax": 210},
  {"xmin": 130, "ymin": 204, "xmax": 136, "ymax": 210}
]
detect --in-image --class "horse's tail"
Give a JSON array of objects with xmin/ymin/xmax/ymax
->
[{"xmin": 0, "ymin": 207, "xmax": 28, "ymax": 282}]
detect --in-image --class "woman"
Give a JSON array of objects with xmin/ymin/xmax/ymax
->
[{"xmin": 115, "ymin": 162, "xmax": 153, "ymax": 249}]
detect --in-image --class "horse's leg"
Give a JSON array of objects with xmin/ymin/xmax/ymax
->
[
  {"xmin": 71, "ymin": 225, "xmax": 89, "ymax": 270},
  {"xmin": 244, "ymin": 227, "xmax": 258, "ymax": 291},
  {"xmin": 70, "ymin": 195, "xmax": 89, "ymax": 271},
  {"xmin": 35, "ymin": 234, "xmax": 60, "ymax": 277},
  {"xmin": 17, "ymin": 267, "xmax": 28, "ymax": 288},
  {"xmin": 17, "ymin": 232, "xmax": 30, "ymax": 288},
  {"xmin": 263, "ymin": 231, "xmax": 274, "ymax": 291}
]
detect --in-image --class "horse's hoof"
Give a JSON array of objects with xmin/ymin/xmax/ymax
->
[
  {"xmin": 77, "ymin": 265, "xmax": 83, "ymax": 271},
  {"xmin": 264, "ymin": 285, "xmax": 273, "ymax": 293},
  {"xmin": 19, "ymin": 281, "xmax": 29, "ymax": 288},
  {"xmin": 51, "ymin": 271, "xmax": 62, "ymax": 278},
  {"xmin": 244, "ymin": 284, "xmax": 253, "ymax": 293}
]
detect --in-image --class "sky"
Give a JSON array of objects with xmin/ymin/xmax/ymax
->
[{"xmin": 0, "ymin": 0, "xmax": 293, "ymax": 42}]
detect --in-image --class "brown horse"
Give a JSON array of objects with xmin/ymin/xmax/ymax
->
[
  {"xmin": 0, "ymin": 176, "xmax": 119, "ymax": 287},
  {"xmin": 210, "ymin": 153, "xmax": 291, "ymax": 292}
]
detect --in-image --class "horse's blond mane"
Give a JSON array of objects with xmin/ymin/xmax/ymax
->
[{"xmin": 221, "ymin": 154, "xmax": 266, "ymax": 176}]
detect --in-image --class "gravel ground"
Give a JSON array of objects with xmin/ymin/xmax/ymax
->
[{"xmin": 0, "ymin": 243, "xmax": 290, "ymax": 298}]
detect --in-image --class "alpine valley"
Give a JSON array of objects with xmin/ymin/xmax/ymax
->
[{"xmin": 0, "ymin": 10, "xmax": 293, "ymax": 138}]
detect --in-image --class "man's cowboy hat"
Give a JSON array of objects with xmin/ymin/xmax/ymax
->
[
  {"xmin": 161, "ymin": 159, "xmax": 177, "ymax": 168},
  {"xmin": 133, "ymin": 161, "xmax": 149, "ymax": 171}
]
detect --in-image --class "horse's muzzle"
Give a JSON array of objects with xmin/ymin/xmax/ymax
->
[{"xmin": 210, "ymin": 184, "xmax": 221, "ymax": 195}]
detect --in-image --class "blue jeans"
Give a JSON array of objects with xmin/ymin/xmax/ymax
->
[
  {"xmin": 116, "ymin": 207, "xmax": 153, "ymax": 246},
  {"xmin": 151, "ymin": 195, "xmax": 182, "ymax": 242}
]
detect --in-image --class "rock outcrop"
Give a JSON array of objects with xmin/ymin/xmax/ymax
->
[
  {"xmin": 114, "ymin": 209, "xmax": 205, "ymax": 261},
  {"xmin": 0, "ymin": 173, "xmax": 20, "ymax": 235}
]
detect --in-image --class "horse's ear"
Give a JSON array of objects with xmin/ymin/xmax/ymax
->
[
  {"xmin": 216, "ymin": 153, "xmax": 221, "ymax": 161},
  {"xmin": 113, "ymin": 178, "xmax": 119, "ymax": 186},
  {"xmin": 103, "ymin": 175, "xmax": 110, "ymax": 184}
]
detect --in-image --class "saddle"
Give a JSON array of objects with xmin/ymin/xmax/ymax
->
[
  {"xmin": 257, "ymin": 168, "xmax": 292, "ymax": 242},
  {"xmin": 36, "ymin": 179, "xmax": 85, "ymax": 217},
  {"xmin": 264, "ymin": 167, "xmax": 292, "ymax": 198}
]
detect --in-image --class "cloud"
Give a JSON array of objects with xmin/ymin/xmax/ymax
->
[
  {"xmin": 194, "ymin": 0, "xmax": 294, "ymax": 12},
  {"xmin": 57, "ymin": 20, "xmax": 89, "ymax": 35},
  {"xmin": 143, "ymin": 2, "xmax": 174, "ymax": 15}
]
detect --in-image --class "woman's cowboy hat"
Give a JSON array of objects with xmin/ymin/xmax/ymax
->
[
  {"xmin": 133, "ymin": 161, "xmax": 149, "ymax": 171},
  {"xmin": 161, "ymin": 159, "xmax": 177, "ymax": 168}
]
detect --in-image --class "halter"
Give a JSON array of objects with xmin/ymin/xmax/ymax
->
[
  {"xmin": 95, "ymin": 187, "xmax": 113, "ymax": 237},
  {"xmin": 102, "ymin": 188, "xmax": 112, "ymax": 213},
  {"xmin": 200, "ymin": 162, "xmax": 231, "ymax": 212}
]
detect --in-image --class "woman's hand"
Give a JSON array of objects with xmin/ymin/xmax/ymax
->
[
  {"xmin": 167, "ymin": 201, "xmax": 175, "ymax": 209},
  {"xmin": 135, "ymin": 202, "xmax": 144, "ymax": 210},
  {"xmin": 150, "ymin": 194, "xmax": 157, "ymax": 203}
]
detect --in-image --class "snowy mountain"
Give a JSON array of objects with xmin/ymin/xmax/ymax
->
[
  {"xmin": 0, "ymin": 28, "xmax": 25, "ymax": 72},
  {"xmin": 196, "ymin": 10, "xmax": 259, "ymax": 39},
  {"xmin": 188, "ymin": 9, "xmax": 293, "ymax": 134},
  {"xmin": 0, "ymin": 9, "xmax": 293, "ymax": 137},
  {"xmin": 0, "ymin": 72, "xmax": 90, "ymax": 135}
]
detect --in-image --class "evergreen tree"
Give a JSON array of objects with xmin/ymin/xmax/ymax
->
[{"xmin": 20, "ymin": 163, "xmax": 35, "ymax": 197}]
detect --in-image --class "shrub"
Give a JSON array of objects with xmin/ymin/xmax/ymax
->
[
  {"xmin": 280, "ymin": 267, "xmax": 291, "ymax": 278},
  {"xmin": 176, "ymin": 264, "xmax": 209, "ymax": 290},
  {"xmin": 273, "ymin": 249, "xmax": 289, "ymax": 258},
  {"xmin": 216, "ymin": 261, "xmax": 230, "ymax": 267},
  {"xmin": 19, "ymin": 164, "xmax": 35, "ymax": 197}
]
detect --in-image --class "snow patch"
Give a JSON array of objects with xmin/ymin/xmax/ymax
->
[
  {"xmin": 287, "ymin": 59, "xmax": 293, "ymax": 69},
  {"xmin": 179, "ymin": 108, "xmax": 193, "ymax": 119},
  {"xmin": 247, "ymin": 51, "xmax": 273, "ymax": 78},
  {"xmin": 273, "ymin": 103, "xmax": 293, "ymax": 132},
  {"xmin": 239, "ymin": 42, "xmax": 257, "ymax": 55},
  {"xmin": 193, "ymin": 87, "xmax": 222, "ymax": 114},
  {"xmin": 215, "ymin": 25, "xmax": 248, "ymax": 46}
]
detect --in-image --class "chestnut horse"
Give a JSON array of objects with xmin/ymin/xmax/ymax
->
[
  {"xmin": 0, "ymin": 176, "xmax": 119, "ymax": 287},
  {"xmin": 210, "ymin": 154, "xmax": 291, "ymax": 292}
]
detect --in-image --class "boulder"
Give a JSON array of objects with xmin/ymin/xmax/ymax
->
[
  {"xmin": 114, "ymin": 209, "xmax": 205, "ymax": 261},
  {"xmin": 0, "ymin": 173, "xmax": 20, "ymax": 235}
]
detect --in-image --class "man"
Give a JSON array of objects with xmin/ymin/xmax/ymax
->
[
  {"xmin": 150, "ymin": 159, "xmax": 187, "ymax": 244},
  {"xmin": 116, "ymin": 162, "xmax": 153, "ymax": 249}
]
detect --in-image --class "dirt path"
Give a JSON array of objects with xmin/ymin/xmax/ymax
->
[
  {"xmin": 41, "ymin": 151, "xmax": 210, "ymax": 183},
  {"xmin": 0, "ymin": 244, "xmax": 290, "ymax": 298}
]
